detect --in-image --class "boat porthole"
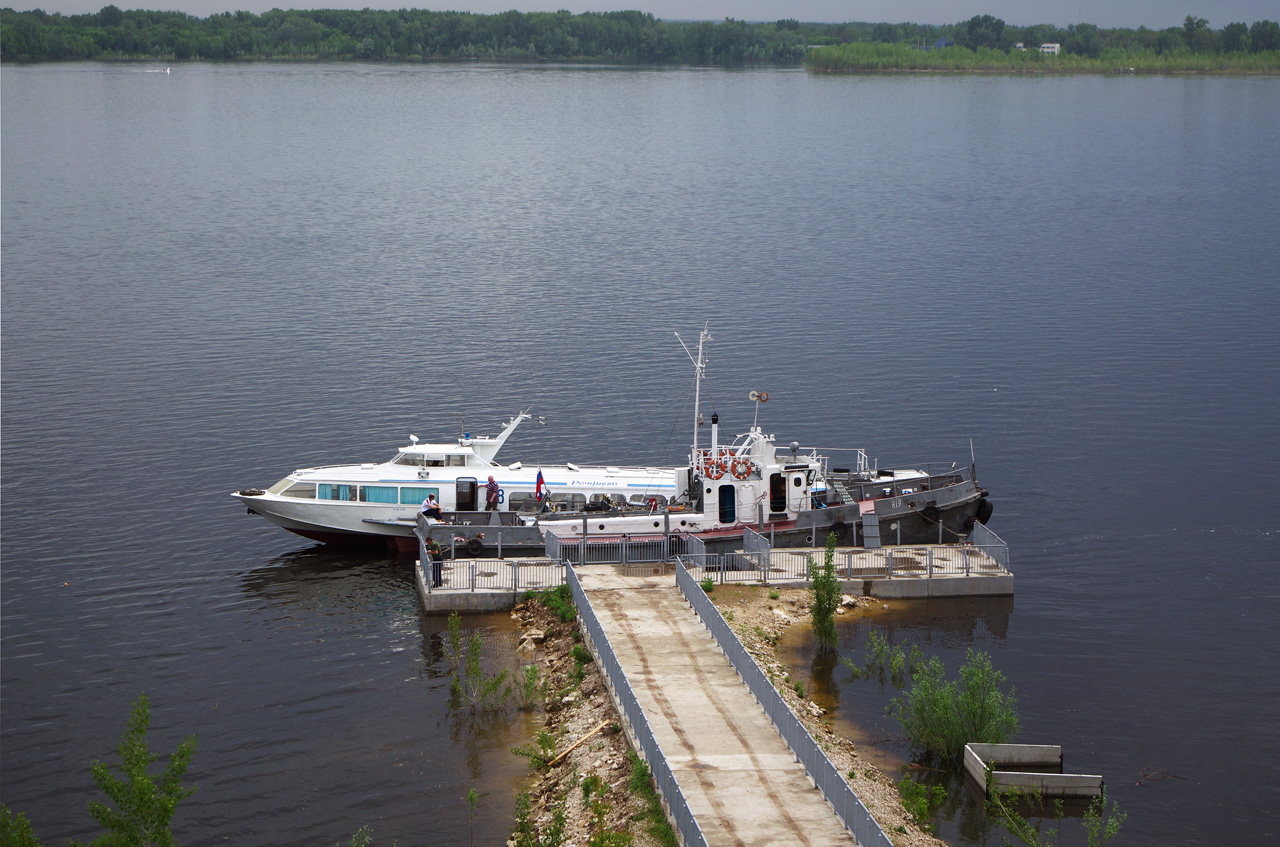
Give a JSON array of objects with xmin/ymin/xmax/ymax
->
[
  {"xmin": 680, "ymin": 520, "xmax": 686, "ymax": 526},
  {"xmin": 598, "ymin": 524, "xmax": 605, "ymax": 531},
  {"xmin": 654, "ymin": 521, "xmax": 660, "ymax": 528},
  {"xmin": 793, "ymin": 477, "xmax": 802, "ymax": 487},
  {"xmin": 705, "ymin": 487, "xmax": 712, "ymax": 494}
]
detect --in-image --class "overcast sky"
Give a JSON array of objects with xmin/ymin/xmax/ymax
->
[{"xmin": 16, "ymin": 0, "xmax": 1278, "ymax": 31}]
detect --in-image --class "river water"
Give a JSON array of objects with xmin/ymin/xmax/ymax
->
[{"xmin": 2, "ymin": 63, "xmax": 1277, "ymax": 846}]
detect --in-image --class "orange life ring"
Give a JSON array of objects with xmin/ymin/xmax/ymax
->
[
  {"xmin": 705, "ymin": 459, "xmax": 726, "ymax": 480},
  {"xmin": 730, "ymin": 457, "xmax": 753, "ymax": 479},
  {"xmin": 758, "ymin": 392, "xmax": 768, "ymax": 402}
]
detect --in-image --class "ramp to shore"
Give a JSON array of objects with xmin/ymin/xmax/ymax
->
[{"xmin": 575, "ymin": 565, "xmax": 868, "ymax": 847}]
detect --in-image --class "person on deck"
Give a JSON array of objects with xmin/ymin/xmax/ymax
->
[
  {"xmin": 421, "ymin": 494, "xmax": 443, "ymax": 520},
  {"xmin": 485, "ymin": 476, "xmax": 500, "ymax": 511}
]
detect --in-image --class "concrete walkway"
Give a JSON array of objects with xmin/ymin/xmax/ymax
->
[{"xmin": 577, "ymin": 566, "xmax": 858, "ymax": 847}]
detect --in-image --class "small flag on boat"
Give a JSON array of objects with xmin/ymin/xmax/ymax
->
[{"xmin": 535, "ymin": 469, "xmax": 545, "ymax": 501}]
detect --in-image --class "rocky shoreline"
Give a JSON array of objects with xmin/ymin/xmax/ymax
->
[{"xmin": 506, "ymin": 583, "xmax": 945, "ymax": 847}]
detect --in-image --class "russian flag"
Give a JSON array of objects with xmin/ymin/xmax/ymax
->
[{"xmin": 535, "ymin": 469, "xmax": 545, "ymax": 501}]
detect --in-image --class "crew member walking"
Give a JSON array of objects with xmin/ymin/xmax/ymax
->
[{"xmin": 485, "ymin": 475, "xmax": 500, "ymax": 511}]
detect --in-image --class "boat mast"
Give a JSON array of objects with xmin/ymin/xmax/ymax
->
[{"xmin": 676, "ymin": 324, "xmax": 711, "ymax": 458}]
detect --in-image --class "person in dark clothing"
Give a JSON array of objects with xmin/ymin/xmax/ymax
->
[
  {"xmin": 427, "ymin": 538, "xmax": 443, "ymax": 587},
  {"xmin": 485, "ymin": 476, "xmax": 500, "ymax": 511}
]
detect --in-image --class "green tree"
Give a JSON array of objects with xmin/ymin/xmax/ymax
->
[
  {"xmin": 964, "ymin": 14, "xmax": 1005, "ymax": 50},
  {"xmin": 0, "ymin": 806, "xmax": 42, "ymax": 847},
  {"xmin": 1183, "ymin": 15, "xmax": 1211, "ymax": 51},
  {"xmin": 72, "ymin": 693, "xmax": 197, "ymax": 847},
  {"xmin": 809, "ymin": 532, "xmax": 841, "ymax": 652},
  {"xmin": 1221, "ymin": 22, "xmax": 1249, "ymax": 52},
  {"xmin": 888, "ymin": 648, "xmax": 1018, "ymax": 763},
  {"xmin": 1249, "ymin": 20, "xmax": 1280, "ymax": 52}
]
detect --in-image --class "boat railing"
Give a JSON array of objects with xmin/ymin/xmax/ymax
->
[
  {"xmin": 568, "ymin": 565, "xmax": 709, "ymax": 847},
  {"xmin": 828, "ymin": 466, "xmax": 974, "ymax": 504}
]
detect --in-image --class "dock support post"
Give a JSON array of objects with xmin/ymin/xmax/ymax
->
[
  {"xmin": 498, "ymin": 527, "xmax": 503, "ymax": 560},
  {"xmin": 581, "ymin": 517, "xmax": 588, "ymax": 566},
  {"xmin": 927, "ymin": 547, "xmax": 933, "ymax": 578}
]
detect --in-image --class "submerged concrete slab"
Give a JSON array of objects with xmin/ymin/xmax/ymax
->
[{"xmin": 579, "ymin": 566, "xmax": 858, "ymax": 847}]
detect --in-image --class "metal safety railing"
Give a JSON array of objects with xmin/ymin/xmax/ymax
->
[
  {"xmin": 968, "ymin": 522, "xmax": 1010, "ymax": 570},
  {"xmin": 682, "ymin": 526, "xmax": 1009, "ymax": 586},
  {"xmin": 674, "ymin": 558, "xmax": 894, "ymax": 847},
  {"xmin": 418, "ymin": 521, "xmax": 568, "ymax": 594},
  {"xmin": 418, "ymin": 557, "xmax": 569, "ymax": 594},
  {"xmin": 544, "ymin": 530, "xmax": 692, "ymax": 566},
  {"xmin": 567, "ymin": 566, "xmax": 709, "ymax": 847}
]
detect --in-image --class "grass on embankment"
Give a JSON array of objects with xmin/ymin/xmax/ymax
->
[{"xmin": 807, "ymin": 42, "xmax": 1280, "ymax": 74}]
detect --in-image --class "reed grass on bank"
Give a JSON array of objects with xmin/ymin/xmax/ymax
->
[{"xmin": 807, "ymin": 42, "xmax": 1280, "ymax": 74}]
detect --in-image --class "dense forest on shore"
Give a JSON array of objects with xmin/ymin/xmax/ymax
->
[{"xmin": 2, "ymin": 6, "xmax": 1278, "ymax": 71}]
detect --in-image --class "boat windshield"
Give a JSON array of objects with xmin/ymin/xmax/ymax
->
[{"xmin": 393, "ymin": 453, "xmax": 445, "ymax": 467}]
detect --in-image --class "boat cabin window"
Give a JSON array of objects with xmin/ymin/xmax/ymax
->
[
  {"xmin": 393, "ymin": 453, "xmax": 444, "ymax": 467},
  {"xmin": 508, "ymin": 493, "xmax": 540, "ymax": 512},
  {"xmin": 718, "ymin": 485, "xmax": 736, "ymax": 523},
  {"xmin": 280, "ymin": 481, "xmax": 316, "ymax": 499},
  {"xmin": 769, "ymin": 474, "xmax": 786, "ymax": 512},
  {"xmin": 399, "ymin": 486, "xmax": 439, "ymax": 506},
  {"xmin": 548, "ymin": 493, "xmax": 586, "ymax": 512},
  {"xmin": 318, "ymin": 484, "xmax": 358, "ymax": 502},
  {"xmin": 629, "ymin": 494, "xmax": 668, "ymax": 510},
  {"xmin": 446, "ymin": 455, "xmax": 467, "ymax": 467},
  {"xmin": 359, "ymin": 485, "xmax": 400, "ymax": 504}
]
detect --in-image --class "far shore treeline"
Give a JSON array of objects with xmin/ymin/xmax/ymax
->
[{"xmin": 1, "ymin": 6, "xmax": 1278, "ymax": 72}]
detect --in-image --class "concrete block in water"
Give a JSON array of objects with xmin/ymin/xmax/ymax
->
[{"xmin": 965, "ymin": 743, "xmax": 1103, "ymax": 798}]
